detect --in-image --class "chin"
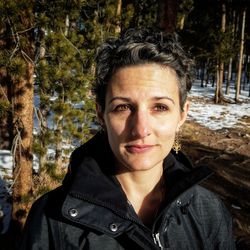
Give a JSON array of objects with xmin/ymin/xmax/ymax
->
[{"xmin": 120, "ymin": 158, "xmax": 163, "ymax": 172}]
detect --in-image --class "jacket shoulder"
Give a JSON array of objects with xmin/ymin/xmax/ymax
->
[
  {"xmin": 29, "ymin": 185, "xmax": 67, "ymax": 221},
  {"xmin": 189, "ymin": 185, "xmax": 235, "ymax": 247},
  {"xmin": 166, "ymin": 185, "xmax": 235, "ymax": 249},
  {"xmin": 20, "ymin": 186, "xmax": 68, "ymax": 249},
  {"xmin": 189, "ymin": 185, "xmax": 231, "ymax": 220}
]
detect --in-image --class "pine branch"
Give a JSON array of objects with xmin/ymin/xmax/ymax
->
[
  {"xmin": 21, "ymin": 50, "xmax": 35, "ymax": 65},
  {"xmin": 17, "ymin": 26, "xmax": 34, "ymax": 35},
  {"xmin": 7, "ymin": 17, "xmax": 35, "ymax": 65},
  {"xmin": 7, "ymin": 17, "xmax": 20, "ymax": 61},
  {"xmin": 60, "ymin": 29, "xmax": 83, "ymax": 60},
  {"xmin": 34, "ymin": 106, "xmax": 47, "ymax": 133},
  {"xmin": 0, "ymin": 85, "xmax": 10, "ymax": 104},
  {"xmin": 9, "ymin": 122, "xmax": 23, "ymax": 191}
]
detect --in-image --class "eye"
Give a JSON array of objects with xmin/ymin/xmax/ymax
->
[
  {"xmin": 153, "ymin": 104, "xmax": 169, "ymax": 112},
  {"xmin": 113, "ymin": 104, "xmax": 131, "ymax": 112}
]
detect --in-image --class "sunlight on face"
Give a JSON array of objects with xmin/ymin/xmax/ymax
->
[{"xmin": 98, "ymin": 64, "xmax": 189, "ymax": 173}]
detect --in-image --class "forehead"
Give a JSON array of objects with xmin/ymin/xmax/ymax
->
[{"xmin": 107, "ymin": 64, "xmax": 179, "ymax": 96}]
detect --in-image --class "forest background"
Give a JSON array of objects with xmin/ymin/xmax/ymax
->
[{"xmin": 0, "ymin": 0, "xmax": 249, "ymax": 249}]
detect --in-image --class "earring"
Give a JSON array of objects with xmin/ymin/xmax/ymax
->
[
  {"xmin": 97, "ymin": 120, "xmax": 105, "ymax": 133},
  {"xmin": 99, "ymin": 123, "xmax": 106, "ymax": 133},
  {"xmin": 99, "ymin": 126, "xmax": 105, "ymax": 133},
  {"xmin": 172, "ymin": 133, "xmax": 181, "ymax": 154}
]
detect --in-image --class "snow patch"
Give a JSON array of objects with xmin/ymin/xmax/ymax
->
[{"xmin": 188, "ymin": 81, "xmax": 250, "ymax": 130}]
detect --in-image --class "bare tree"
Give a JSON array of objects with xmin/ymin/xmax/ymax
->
[
  {"xmin": 235, "ymin": 8, "xmax": 246, "ymax": 102},
  {"xmin": 226, "ymin": 10, "xmax": 236, "ymax": 95},
  {"xmin": 215, "ymin": 2, "xmax": 226, "ymax": 103}
]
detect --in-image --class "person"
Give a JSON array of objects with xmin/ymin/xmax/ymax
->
[
  {"xmin": 0, "ymin": 177, "xmax": 12, "ymax": 235},
  {"xmin": 20, "ymin": 28, "xmax": 236, "ymax": 249}
]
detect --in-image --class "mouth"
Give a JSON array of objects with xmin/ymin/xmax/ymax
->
[{"xmin": 125, "ymin": 144, "xmax": 155, "ymax": 153}]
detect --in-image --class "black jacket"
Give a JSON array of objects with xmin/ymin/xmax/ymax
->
[{"xmin": 20, "ymin": 132, "xmax": 236, "ymax": 250}]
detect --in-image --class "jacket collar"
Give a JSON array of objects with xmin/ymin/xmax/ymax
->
[{"xmin": 63, "ymin": 132, "xmax": 213, "ymax": 214}]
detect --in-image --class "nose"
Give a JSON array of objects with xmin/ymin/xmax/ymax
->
[{"xmin": 131, "ymin": 109, "xmax": 151, "ymax": 138}]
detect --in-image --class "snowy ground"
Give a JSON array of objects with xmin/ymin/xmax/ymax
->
[{"xmin": 188, "ymin": 80, "xmax": 250, "ymax": 131}]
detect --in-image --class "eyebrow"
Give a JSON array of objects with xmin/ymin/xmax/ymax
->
[
  {"xmin": 153, "ymin": 96, "xmax": 175, "ymax": 104},
  {"xmin": 108, "ymin": 96, "xmax": 175, "ymax": 105}
]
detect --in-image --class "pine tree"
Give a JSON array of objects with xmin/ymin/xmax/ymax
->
[
  {"xmin": 34, "ymin": 0, "xmax": 125, "ymax": 175},
  {"xmin": 35, "ymin": 0, "xmax": 95, "ymax": 174},
  {"xmin": 0, "ymin": 0, "xmax": 35, "ymax": 226},
  {"xmin": 122, "ymin": 0, "xmax": 158, "ymax": 29}
]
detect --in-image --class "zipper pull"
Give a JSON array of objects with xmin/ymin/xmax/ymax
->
[{"xmin": 153, "ymin": 232, "xmax": 163, "ymax": 249}]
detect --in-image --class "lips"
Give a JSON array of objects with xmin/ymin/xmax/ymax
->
[{"xmin": 125, "ymin": 144, "xmax": 154, "ymax": 153}]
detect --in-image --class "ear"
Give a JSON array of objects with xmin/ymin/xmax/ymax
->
[
  {"xmin": 96, "ymin": 103, "xmax": 105, "ymax": 126},
  {"xmin": 177, "ymin": 101, "xmax": 189, "ymax": 132}
]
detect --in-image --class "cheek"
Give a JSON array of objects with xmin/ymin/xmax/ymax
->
[
  {"xmin": 156, "ymin": 118, "xmax": 180, "ymax": 136},
  {"xmin": 104, "ymin": 115, "xmax": 126, "ymax": 138},
  {"xmin": 157, "ymin": 128, "xmax": 176, "ymax": 141}
]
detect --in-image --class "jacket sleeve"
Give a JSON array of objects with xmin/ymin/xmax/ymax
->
[
  {"xmin": 213, "ymin": 201, "xmax": 236, "ymax": 250},
  {"xmin": 19, "ymin": 186, "xmax": 68, "ymax": 250},
  {"xmin": 198, "ymin": 187, "xmax": 236, "ymax": 250},
  {"xmin": 19, "ymin": 195, "xmax": 52, "ymax": 250}
]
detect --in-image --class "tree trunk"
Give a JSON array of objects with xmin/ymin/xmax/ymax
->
[
  {"xmin": 215, "ymin": 2, "xmax": 226, "ymax": 103},
  {"xmin": 12, "ymin": 61, "xmax": 34, "ymax": 225},
  {"xmin": 55, "ymin": 117, "xmax": 63, "ymax": 174},
  {"xmin": 65, "ymin": 14, "xmax": 70, "ymax": 37},
  {"xmin": 205, "ymin": 72, "xmax": 210, "ymax": 87},
  {"xmin": 200, "ymin": 62, "xmax": 205, "ymax": 87},
  {"xmin": 226, "ymin": 10, "xmax": 235, "ymax": 95},
  {"xmin": 235, "ymin": 9, "xmax": 246, "ymax": 102},
  {"xmin": 115, "ymin": 0, "xmax": 122, "ymax": 34},
  {"xmin": 226, "ymin": 58, "xmax": 233, "ymax": 95},
  {"xmin": 205, "ymin": 59, "xmax": 211, "ymax": 87},
  {"xmin": 219, "ymin": 60, "xmax": 224, "ymax": 95},
  {"xmin": 242, "ymin": 55, "xmax": 248, "ymax": 90},
  {"xmin": 36, "ymin": 25, "xmax": 47, "ymax": 170},
  {"xmin": 158, "ymin": 0, "xmax": 179, "ymax": 33},
  {"xmin": 212, "ymin": 75, "xmax": 215, "ymax": 87},
  {"xmin": 179, "ymin": 14, "xmax": 185, "ymax": 30},
  {"xmin": 36, "ymin": 106, "xmax": 49, "ymax": 171},
  {"xmin": 9, "ymin": 2, "xmax": 36, "ymax": 228},
  {"xmin": 215, "ymin": 62, "xmax": 221, "ymax": 103}
]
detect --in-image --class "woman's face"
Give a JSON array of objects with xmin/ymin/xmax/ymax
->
[{"xmin": 97, "ymin": 64, "xmax": 189, "ymax": 173}]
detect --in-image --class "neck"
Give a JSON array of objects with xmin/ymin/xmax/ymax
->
[
  {"xmin": 116, "ymin": 167, "xmax": 163, "ymax": 197},
  {"xmin": 115, "ymin": 166, "xmax": 165, "ymax": 226}
]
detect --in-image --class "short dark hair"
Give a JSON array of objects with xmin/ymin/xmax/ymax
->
[{"xmin": 93, "ymin": 28, "xmax": 195, "ymax": 111}]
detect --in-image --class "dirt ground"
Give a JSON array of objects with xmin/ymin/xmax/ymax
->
[{"xmin": 181, "ymin": 115, "xmax": 250, "ymax": 248}]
